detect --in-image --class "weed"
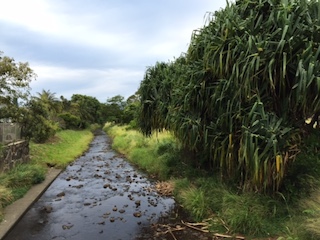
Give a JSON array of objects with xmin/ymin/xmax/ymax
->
[
  {"xmin": 220, "ymin": 193, "xmax": 274, "ymax": 236},
  {"xmin": 179, "ymin": 187, "xmax": 209, "ymax": 221},
  {"xmin": 0, "ymin": 164, "xmax": 46, "ymax": 188},
  {"xmin": 11, "ymin": 186, "xmax": 30, "ymax": 202},
  {"xmin": 0, "ymin": 186, "xmax": 12, "ymax": 221}
]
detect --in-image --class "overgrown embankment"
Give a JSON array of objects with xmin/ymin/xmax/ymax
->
[
  {"xmin": 0, "ymin": 129, "xmax": 93, "ymax": 221},
  {"xmin": 104, "ymin": 123, "xmax": 320, "ymax": 239}
]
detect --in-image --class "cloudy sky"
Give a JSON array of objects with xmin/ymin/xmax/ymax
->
[{"xmin": 0, "ymin": 0, "xmax": 226, "ymax": 102}]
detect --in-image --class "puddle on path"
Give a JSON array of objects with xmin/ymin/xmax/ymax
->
[{"xmin": 4, "ymin": 131, "xmax": 213, "ymax": 240}]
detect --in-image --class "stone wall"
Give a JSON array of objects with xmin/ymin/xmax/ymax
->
[{"xmin": 0, "ymin": 140, "xmax": 30, "ymax": 173}]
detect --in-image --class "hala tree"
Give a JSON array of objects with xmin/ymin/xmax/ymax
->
[{"xmin": 138, "ymin": 0, "xmax": 320, "ymax": 192}]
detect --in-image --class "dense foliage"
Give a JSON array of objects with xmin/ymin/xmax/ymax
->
[
  {"xmin": 0, "ymin": 52, "xmax": 35, "ymax": 120},
  {"xmin": 138, "ymin": 0, "xmax": 320, "ymax": 192}
]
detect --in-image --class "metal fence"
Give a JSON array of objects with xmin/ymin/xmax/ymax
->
[{"xmin": 0, "ymin": 122, "xmax": 21, "ymax": 143}]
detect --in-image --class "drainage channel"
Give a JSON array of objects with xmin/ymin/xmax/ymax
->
[{"xmin": 4, "ymin": 131, "xmax": 212, "ymax": 240}]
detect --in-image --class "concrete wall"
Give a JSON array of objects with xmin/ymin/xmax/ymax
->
[{"xmin": 0, "ymin": 140, "xmax": 30, "ymax": 173}]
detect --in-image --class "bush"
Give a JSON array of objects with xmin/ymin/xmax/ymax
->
[
  {"xmin": 58, "ymin": 112, "xmax": 82, "ymax": 129},
  {"xmin": 32, "ymin": 117, "xmax": 59, "ymax": 143},
  {"xmin": 89, "ymin": 123, "xmax": 102, "ymax": 133}
]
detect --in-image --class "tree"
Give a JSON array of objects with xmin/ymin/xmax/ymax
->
[
  {"xmin": 70, "ymin": 94, "xmax": 103, "ymax": 127},
  {"xmin": 123, "ymin": 93, "xmax": 140, "ymax": 127},
  {"xmin": 0, "ymin": 52, "xmax": 35, "ymax": 120},
  {"xmin": 35, "ymin": 90, "xmax": 61, "ymax": 121},
  {"xmin": 20, "ymin": 98, "xmax": 58, "ymax": 143},
  {"xmin": 138, "ymin": 0, "xmax": 320, "ymax": 192},
  {"xmin": 103, "ymin": 95, "xmax": 126, "ymax": 123}
]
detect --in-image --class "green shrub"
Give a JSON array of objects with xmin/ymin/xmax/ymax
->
[
  {"xmin": 58, "ymin": 112, "xmax": 81, "ymax": 129},
  {"xmin": 31, "ymin": 117, "xmax": 59, "ymax": 143}
]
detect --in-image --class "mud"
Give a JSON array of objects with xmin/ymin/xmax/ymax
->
[{"xmin": 4, "ymin": 131, "xmax": 213, "ymax": 240}]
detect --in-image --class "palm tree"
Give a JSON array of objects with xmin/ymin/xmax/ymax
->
[{"xmin": 34, "ymin": 89, "xmax": 61, "ymax": 120}]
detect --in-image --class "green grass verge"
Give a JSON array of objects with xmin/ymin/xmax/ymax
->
[
  {"xmin": 104, "ymin": 123, "xmax": 320, "ymax": 239},
  {"xmin": 30, "ymin": 129, "xmax": 94, "ymax": 168},
  {"xmin": 104, "ymin": 123, "xmax": 177, "ymax": 179},
  {"xmin": 0, "ymin": 129, "xmax": 93, "ymax": 222}
]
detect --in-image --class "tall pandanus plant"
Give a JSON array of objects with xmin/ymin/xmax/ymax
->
[{"xmin": 139, "ymin": 0, "xmax": 320, "ymax": 192}]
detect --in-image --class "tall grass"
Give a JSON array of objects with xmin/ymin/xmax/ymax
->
[
  {"xmin": 0, "ymin": 163, "xmax": 46, "ymax": 220},
  {"xmin": 104, "ymin": 123, "xmax": 178, "ymax": 179},
  {"xmin": 0, "ymin": 164, "xmax": 46, "ymax": 188},
  {"xmin": 174, "ymin": 177, "xmax": 284, "ymax": 237},
  {"xmin": 302, "ymin": 192, "xmax": 320, "ymax": 238},
  {"xmin": 0, "ymin": 186, "xmax": 12, "ymax": 221}
]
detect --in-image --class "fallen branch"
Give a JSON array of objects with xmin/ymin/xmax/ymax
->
[
  {"xmin": 182, "ymin": 222, "xmax": 208, "ymax": 226},
  {"xmin": 219, "ymin": 218, "xmax": 230, "ymax": 232},
  {"xmin": 214, "ymin": 233, "xmax": 245, "ymax": 239},
  {"xmin": 168, "ymin": 228, "xmax": 178, "ymax": 240},
  {"xmin": 181, "ymin": 220, "xmax": 209, "ymax": 233},
  {"xmin": 154, "ymin": 223, "xmax": 185, "ymax": 235}
]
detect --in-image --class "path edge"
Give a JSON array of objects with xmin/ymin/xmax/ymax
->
[{"xmin": 0, "ymin": 168, "xmax": 62, "ymax": 240}]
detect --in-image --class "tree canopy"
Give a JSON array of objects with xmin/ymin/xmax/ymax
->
[{"xmin": 0, "ymin": 53, "xmax": 35, "ymax": 119}]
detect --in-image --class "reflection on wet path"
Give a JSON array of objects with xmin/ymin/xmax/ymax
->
[{"xmin": 4, "ymin": 131, "xmax": 176, "ymax": 240}]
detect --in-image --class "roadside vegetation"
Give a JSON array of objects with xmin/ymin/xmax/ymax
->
[
  {"xmin": 104, "ymin": 123, "xmax": 320, "ymax": 239},
  {"xmin": 30, "ymin": 129, "xmax": 94, "ymax": 169}
]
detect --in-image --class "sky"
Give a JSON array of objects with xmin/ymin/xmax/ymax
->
[{"xmin": 0, "ymin": 0, "xmax": 227, "ymax": 103}]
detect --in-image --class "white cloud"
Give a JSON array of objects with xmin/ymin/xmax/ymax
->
[
  {"xmin": 1, "ymin": 0, "xmax": 227, "ymax": 102},
  {"xmin": 30, "ymin": 64, "xmax": 143, "ymax": 101},
  {"xmin": 0, "ymin": 0, "xmax": 126, "ymax": 49},
  {"xmin": 0, "ymin": 0, "xmax": 60, "ymax": 33}
]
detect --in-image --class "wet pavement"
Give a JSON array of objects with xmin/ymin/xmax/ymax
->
[{"xmin": 4, "ymin": 131, "xmax": 213, "ymax": 240}]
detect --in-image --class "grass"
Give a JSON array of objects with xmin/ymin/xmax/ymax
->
[
  {"xmin": 30, "ymin": 129, "xmax": 94, "ymax": 168},
  {"xmin": 0, "ymin": 186, "xmax": 12, "ymax": 221},
  {"xmin": 0, "ymin": 129, "xmax": 93, "ymax": 222},
  {"xmin": 104, "ymin": 123, "xmax": 177, "ymax": 179},
  {"xmin": 0, "ymin": 163, "xmax": 46, "ymax": 220},
  {"xmin": 104, "ymin": 123, "xmax": 320, "ymax": 239}
]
